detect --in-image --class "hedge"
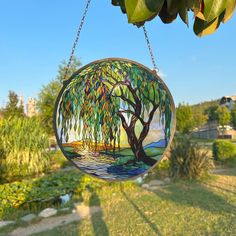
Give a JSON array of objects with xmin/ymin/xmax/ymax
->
[{"xmin": 212, "ymin": 140, "xmax": 236, "ymax": 161}]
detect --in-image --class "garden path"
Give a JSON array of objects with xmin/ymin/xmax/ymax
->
[{"xmin": 9, "ymin": 205, "xmax": 101, "ymax": 236}]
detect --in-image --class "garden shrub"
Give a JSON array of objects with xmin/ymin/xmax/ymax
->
[
  {"xmin": 0, "ymin": 171, "xmax": 104, "ymax": 219},
  {"xmin": 212, "ymin": 140, "xmax": 236, "ymax": 161},
  {"xmin": 0, "ymin": 117, "xmax": 50, "ymax": 183},
  {"xmin": 170, "ymin": 137, "xmax": 214, "ymax": 179}
]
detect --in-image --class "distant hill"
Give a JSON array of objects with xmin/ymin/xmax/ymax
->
[
  {"xmin": 191, "ymin": 99, "xmax": 219, "ymax": 115},
  {"xmin": 176, "ymin": 99, "xmax": 221, "ymax": 130},
  {"xmin": 144, "ymin": 139, "xmax": 167, "ymax": 149},
  {"xmin": 191, "ymin": 99, "xmax": 220, "ymax": 126}
]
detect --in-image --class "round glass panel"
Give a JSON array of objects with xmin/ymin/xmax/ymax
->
[{"xmin": 54, "ymin": 58, "xmax": 175, "ymax": 181}]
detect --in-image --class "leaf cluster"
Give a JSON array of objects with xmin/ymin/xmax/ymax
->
[{"xmin": 112, "ymin": 0, "xmax": 236, "ymax": 36}]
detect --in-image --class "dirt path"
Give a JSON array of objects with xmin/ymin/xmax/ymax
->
[{"xmin": 9, "ymin": 205, "xmax": 101, "ymax": 236}]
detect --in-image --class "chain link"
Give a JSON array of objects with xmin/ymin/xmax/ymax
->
[
  {"xmin": 63, "ymin": 0, "xmax": 92, "ymax": 81},
  {"xmin": 142, "ymin": 25, "xmax": 159, "ymax": 73},
  {"xmin": 63, "ymin": 1, "xmax": 159, "ymax": 79}
]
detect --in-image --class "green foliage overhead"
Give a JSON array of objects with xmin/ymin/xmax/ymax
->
[
  {"xmin": 112, "ymin": 0, "xmax": 236, "ymax": 36},
  {"xmin": 0, "ymin": 91, "xmax": 24, "ymax": 119},
  {"xmin": 37, "ymin": 57, "xmax": 81, "ymax": 135},
  {"xmin": 176, "ymin": 103, "xmax": 194, "ymax": 134},
  {"xmin": 212, "ymin": 139, "xmax": 236, "ymax": 160},
  {"xmin": 0, "ymin": 118, "xmax": 50, "ymax": 183}
]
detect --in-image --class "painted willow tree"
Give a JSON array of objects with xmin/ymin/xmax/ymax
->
[{"xmin": 57, "ymin": 60, "xmax": 172, "ymax": 166}]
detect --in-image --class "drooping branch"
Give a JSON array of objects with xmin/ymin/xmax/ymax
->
[
  {"xmin": 119, "ymin": 110, "xmax": 146, "ymax": 126},
  {"xmin": 113, "ymin": 84, "xmax": 144, "ymax": 129},
  {"xmin": 125, "ymin": 79, "xmax": 141, "ymax": 108},
  {"xmin": 102, "ymin": 78, "xmax": 115, "ymax": 86},
  {"xmin": 109, "ymin": 81, "xmax": 128, "ymax": 96},
  {"xmin": 148, "ymin": 103, "xmax": 159, "ymax": 124},
  {"xmin": 102, "ymin": 67, "xmax": 121, "ymax": 84},
  {"xmin": 142, "ymin": 88, "xmax": 155, "ymax": 106},
  {"xmin": 110, "ymin": 82, "xmax": 136, "ymax": 110},
  {"xmin": 118, "ymin": 111, "xmax": 128, "ymax": 130}
]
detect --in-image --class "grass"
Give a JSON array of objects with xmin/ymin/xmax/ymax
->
[
  {"xmin": 1, "ymin": 140, "xmax": 236, "ymax": 236},
  {"xmin": 49, "ymin": 151, "xmax": 72, "ymax": 170},
  {"xmin": 3, "ymin": 168, "xmax": 233, "ymax": 236}
]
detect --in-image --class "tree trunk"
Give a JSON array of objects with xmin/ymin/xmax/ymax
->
[
  {"xmin": 135, "ymin": 142, "xmax": 156, "ymax": 166},
  {"xmin": 118, "ymin": 102, "xmax": 158, "ymax": 167},
  {"xmin": 125, "ymin": 125, "xmax": 156, "ymax": 166}
]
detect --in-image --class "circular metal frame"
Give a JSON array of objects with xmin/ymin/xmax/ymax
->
[{"xmin": 53, "ymin": 58, "xmax": 176, "ymax": 182}]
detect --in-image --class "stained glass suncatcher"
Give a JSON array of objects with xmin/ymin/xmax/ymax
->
[{"xmin": 54, "ymin": 58, "xmax": 175, "ymax": 181}]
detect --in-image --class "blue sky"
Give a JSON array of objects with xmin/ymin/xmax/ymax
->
[{"xmin": 0, "ymin": 0, "xmax": 235, "ymax": 107}]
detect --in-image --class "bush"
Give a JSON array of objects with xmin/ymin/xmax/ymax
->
[
  {"xmin": 0, "ymin": 118, "xmax": 50, "ymax": 183},
  {"xmin": 170, "ymin": 137, "xmax": 214, "ymax": 179},
  {"xmin": 212, "ymin": 140, "xmax": 236, "ymax": 161},
  {"xmin": 0, "ymin": 171, "xmax": 104, "ymax": 219}
]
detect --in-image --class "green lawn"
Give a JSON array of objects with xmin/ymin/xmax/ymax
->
[{"xmin": 30, "ymin": 168, "xmax": 236, "ymax": 236}]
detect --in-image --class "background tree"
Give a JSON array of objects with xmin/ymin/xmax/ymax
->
[
  {"xmin": 231, "ymin": 103, "xmax": 236, "ymax": 129},
  {"xmin": 216, "ymin": 106, "xmax": 231, "ymax": 127},
  {"xmin": 204, "ymin": 105, "xmax": 219, "ymax": 122},
  {"xmin": 112, "ymin": 0, "xmax": 236, "ymax": 37},
  {"xmin": 192, "ymin": 109, "xmax": 207, "ymax": 128},
  {"xmin": 37, "ymin": 80, "xmax": 62, "ymax": 135},
  {"xmin": 37, "ymin": 56, "xmax": 81, "ymax": 135},
  {"xmin": 58, "ymin": 60, "xmax": 173, "ymax": 166},
  {"xmin": 56, "ymin": 57, "xmax": 82, "ymax": 82},
  {"xmin": 1, "ymin": 91, "xmax": 24, "ymax": 119},
  {"xmin": 176, "ymin": 103, "xmax": 194, "ymax": 134}
]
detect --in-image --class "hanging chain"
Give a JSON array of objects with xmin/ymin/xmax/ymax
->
[
  {"xmin": 63, "ymin": 0, "xmax": 92, "ymax": 81},
  {"xmin": 63, "ymin": 0, "xmax": 158, "ymax": 79},
  {"xmin": 142, "ymin": 25, "xmax": 159, "ymax": 74}
]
